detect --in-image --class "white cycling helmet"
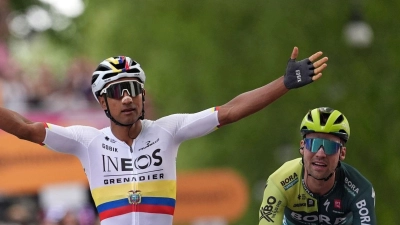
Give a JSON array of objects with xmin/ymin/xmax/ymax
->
[{"xmin": 91, "ymin": 56, "xmax": 146, "ymax": 102}]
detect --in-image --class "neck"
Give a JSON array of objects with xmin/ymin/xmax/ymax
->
[
  {"xmin": 110, "ymin": 120, "xmax": 142, "ymax": 145},
  {"xmin": 304, "ymin": 171, "xmax": 336, "ymax": 196}
]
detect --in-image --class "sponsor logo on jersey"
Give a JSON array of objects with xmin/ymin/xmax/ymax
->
[
  {"xmin": 104, "ymin": 136, "xmax": 117, "ymax": 143},
  {"xmin": 259, "ymin": 196, "xmax": 282, "ymax": 223},
  {"xmin": 307, "ymin": 198, "xmax": 315, "ymax": 207},
  {"xmin": 334, "ymin": 199, "xmax": 341, "ymax": 210},
  {"xmin": 102, "ymin": 143, "xmax": 118, "ymax": 152},
  {"xmin": 356, "ymin": 199, "xmax": 372, "ymax": 224},
  {"xmin": 323, "ymin": 199, "xmax": 330, "ymax": 212},
  {"xmin": 297, "ymin": 194, "xmax": 306, "ymax": 200},
  {"xmin": 344, "ymin": 177, "xmax": 359, "ymax": 196},
  {"xmin": 138, "ymin": 138, "xmax": 160, "ymax": 151},
  {"xmin": 280, "ymin": 172, "xmax": 298, "ymax": 190},
  {"xmin": 101, "ymin": 149, "xmax": 164, "ymax": 184},
  {"xmin": 102, "ymin": 149, "xmax": 162, "ymax": 172},
  {"xmin": 103, "ymin": 173, "xmax": 165, "ymax": 185},
  {"xmin": 290, "ymin": 212, "xmax": 348, "ymax": 224},
  {"xmin": 302, "ymin": 179, "xmax": 314, "ymax": 197},
  {"xmin": 293, "ymin": 203, "xmax": 306, "ymax": 207}
]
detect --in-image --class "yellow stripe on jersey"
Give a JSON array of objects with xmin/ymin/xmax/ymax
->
[{"xmin": 92, "ymin": 180, "xmax": 176, "ymax": 206}]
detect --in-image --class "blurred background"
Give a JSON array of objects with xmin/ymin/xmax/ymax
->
[{"xmin": 0, "ymin": 0, "xmax": 397, "ymax": 224}]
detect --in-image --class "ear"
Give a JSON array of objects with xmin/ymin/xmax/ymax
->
[
  {"xmin": 299, "ymin": 140, "xmax": 305, "ymax": 156},
  {"xmin": 339, "ymin": 146, "xmax": 346, "ymax": 160},
  {"xmin": 98, "ymin": 95, "xmax": 107, "ymax": 110},
  {"xmin": 142, "ymin": 89, "xmax": 146, "ymax": 101}
]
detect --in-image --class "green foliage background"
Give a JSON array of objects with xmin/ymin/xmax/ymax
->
[{"xmin": 9, "ymin": 0, "xmax": 400, "ymax": 224}]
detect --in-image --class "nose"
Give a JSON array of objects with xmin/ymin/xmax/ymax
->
[
  {"xmin": 315, "ymin": 146, "xmax": 327, "ymax": 157},
  {"xmin": 121, "ymin": 90, "xmax": 133, "ymax": 104},
  {"xmin": 122, "ymin": 89, "xmax": 131, "ymax": 97}
]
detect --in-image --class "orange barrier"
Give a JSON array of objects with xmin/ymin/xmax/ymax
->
[
  {"xmin": 174, "ymin": 169, "xmax": 249, "ymax": 223},
  {"xmin": 0, "ymin": 133, "xmax": 88, "ymax": 195}
]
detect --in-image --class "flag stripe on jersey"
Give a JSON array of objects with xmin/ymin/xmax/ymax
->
[
  {"xmin": 91, "ymin": 180, "xmax": 176, "ymax": 205},
  {"xmin": 92, "ymin": 180, "xmax": 176, "ymax": 220},
  {"xmin": 98, "ymin": 197, "xmax": 175, "ymax": 220},
  {"xmin": 98, "ymin": 197, "xmax": 176, "ymax": 212}
]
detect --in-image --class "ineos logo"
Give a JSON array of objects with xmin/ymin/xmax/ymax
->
[
  {"xmin": 102, "ymin": 149, "xmax": 163, "ymax": 172},
  {"xmin": 134, "ymin": 155, "xmax": 152, "ymax": 169},
  {"xmin": 133, "ymin": 149, "xmax": 162, "ymax": 170}
]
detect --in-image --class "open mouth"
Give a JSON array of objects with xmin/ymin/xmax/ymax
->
[{"xmin": 312, "ymin": 162, "xmax": 327, "ymax": 168}]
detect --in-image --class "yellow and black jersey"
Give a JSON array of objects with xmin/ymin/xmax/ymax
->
[{"xmin": 259, "ymin": 158, "xmax": 376, "ymax": 225}]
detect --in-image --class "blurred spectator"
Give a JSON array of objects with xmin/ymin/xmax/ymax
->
[
  {"xmin": 41, "ymin": 204, "xmax": 98, "ymax": 225},
  {"xmin": 0, "ymin": 197, "xmax": 38, "ymax": 225},
  {"xmin": 0, "ymin": 42, "xmax": 8, "ymax": 78},
  {"xmin": 0, "ymin": 58, "xmax": 30, "ymax": 113},
  {"xmin": 27, "ymin": 63, "xmax": 59, "ymax": 110},
  {"xmin": 43, "ymin": 57, "xmax": 96, "ymax": 112}
]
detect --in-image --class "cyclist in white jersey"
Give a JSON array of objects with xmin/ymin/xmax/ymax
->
[{"xmin": 0, "ymin": 47, "xmax": 328, "ymax": 225}]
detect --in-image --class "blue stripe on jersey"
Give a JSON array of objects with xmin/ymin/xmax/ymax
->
[{"xmin": 97, "ymin": 197, "xmax": 176, "ymax": 213}]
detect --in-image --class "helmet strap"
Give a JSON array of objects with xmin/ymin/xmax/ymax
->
[
  {"xmin": 308, "ymin": 172, "xmax": 334, "ymax": 181},
  {"xmin": 139, "ymin": 94, "xmax": 145, "ymax": 120}
]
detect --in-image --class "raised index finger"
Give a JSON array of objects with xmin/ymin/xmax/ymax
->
[{"xmin": 308, "ymin": 51, "xmax": 323, "ymax": 62}]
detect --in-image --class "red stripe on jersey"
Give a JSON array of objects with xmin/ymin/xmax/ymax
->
[{"xmin": 99, "ymin": 204, "xmax": 175, "ymax": 221}]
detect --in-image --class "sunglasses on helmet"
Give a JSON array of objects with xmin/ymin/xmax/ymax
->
[
  {"xmin": 100, "ymin": 80, "xmax": 144, "ymax": 99},
  {"xmin": 304, "ymin": 138, "xmax": 342, "ymax": 155}
]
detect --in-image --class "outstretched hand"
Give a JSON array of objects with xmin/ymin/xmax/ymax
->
[{"xmin": 283, "ymin": 46, "xmax": 328, "ymax": 89}]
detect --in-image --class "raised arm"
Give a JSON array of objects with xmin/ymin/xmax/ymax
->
[
  {"xmin": 218, "ymin": 46, "xmax": 328, "ymax": 126},
  {"xmin": 0, "ymin": 107, "xmax": 46, "ymax": 144}
]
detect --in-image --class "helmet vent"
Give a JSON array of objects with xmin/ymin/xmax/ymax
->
[
  {"xmin": 95, "ymin": 65, "xmax": 110, "ymax": 72},
  {"xmin": 334, "ymin": 115, "xmax": 344, "ymax": 124},
  {"xmin": 307, "ymin": 113, "xmax": 313, "ymax": 122},
  {"xmin": 91, "ymin": 74, "xmax": 99, "ymax": 85},
  {"xmin": 319, "ymin": 112, "xmax": 330, "ymax": 126},
  {"xmin": 102, "ymin": 72, "xmax": 119, "ymax": 80},
  {"xmin": 127, "ymin": 68, "xmax": 140, "ymax": 73}
]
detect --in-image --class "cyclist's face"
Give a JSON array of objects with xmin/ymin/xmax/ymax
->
[
  {"xmin": 300, "ymin": 133, "xmax": 346, "ymax": 180},
  {"xmin": 99, "ymin": 78, "xmax": 145, "ymax": 124}
]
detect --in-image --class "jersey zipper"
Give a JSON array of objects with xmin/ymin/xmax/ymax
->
[{"xmin": 127, "ymin": 140, "xmax": 139, "ymax": 225}]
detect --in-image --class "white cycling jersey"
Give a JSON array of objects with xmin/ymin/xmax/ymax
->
[{"xmin": 42, "ymin": 107, "xmax": 220, "ymax": 225}]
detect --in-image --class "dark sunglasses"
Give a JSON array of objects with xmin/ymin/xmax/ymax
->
[
  {"xmin": 100, "ymin": 80, "xmax": 144, "ymax": 99},
  {"xmin": 304, "ymin": 138, "xmax": 342, "ymax": 155}
]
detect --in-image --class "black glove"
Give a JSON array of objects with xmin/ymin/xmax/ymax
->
[{"xmin": 283, "ymin": 58, "xmax": 315, "ymax": 89}]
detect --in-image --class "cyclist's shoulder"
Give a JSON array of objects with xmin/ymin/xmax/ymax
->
[
  {"xmin": 337, "ymin": 162, "xmax": 374, "ymax": 194},
  {"xmin": 269, "ymin": 158, "xmax": 303, "ymax": 182},
  {"xmin": 339, "ymin": 162, "xmax": 373, "ymax": 184},
  {"xmin": 46, "ymin": 123, "xmax": 103, "ymax": 134},
  {"xmin": 151, "ymin": 108, "xmax": 218, "ymax": 128}
]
